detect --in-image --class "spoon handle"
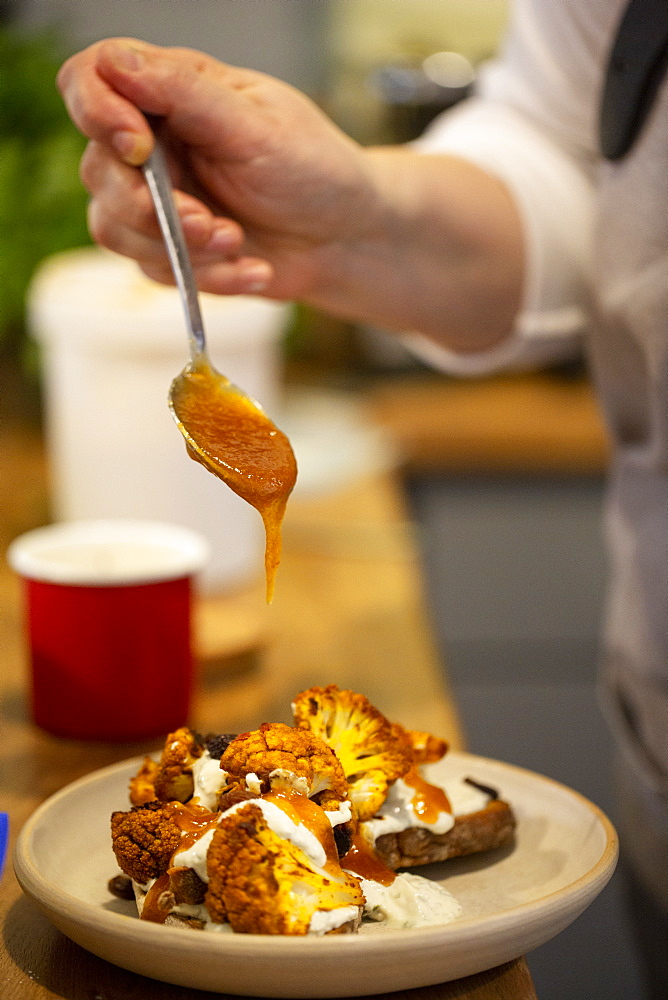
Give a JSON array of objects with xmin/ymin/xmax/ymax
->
[{"xmin": 142, "ymin": 132, "xmax": 207, "ymax": 361}]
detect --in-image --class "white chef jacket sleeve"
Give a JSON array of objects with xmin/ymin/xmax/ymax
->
[{"xmin": 403, "ymin": 1, "xmax": 598, "ymax": 376}]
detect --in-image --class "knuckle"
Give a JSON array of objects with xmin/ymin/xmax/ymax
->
[
  {"xmin": 78, "ymin": 142, "xmax": 100, "ymax": 189},
  {"xmin": 75, "ymin": 106, "xmax": 99, "ymax": 141},
  {"xmin": 86, "ymin": 201, "xmax": 114, "ymax": 249},
  {"xmin": 140, "ymin": 262, "xmax": 174, "ymax": 286}
]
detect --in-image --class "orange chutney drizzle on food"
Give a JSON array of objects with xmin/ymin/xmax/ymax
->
[
  {"xmin": 140, "ymin": 803, "xmax": 220, "ymax": 923},
  {"xmin": 263, "ymin": 789, "xmax": 342, "ymax": 877},
  {"xmin": 341, "ymin": 830, "xmax": 396, "ymax": 886},
  {"xmin": 403, "ymin": 765, "xmax": 452, "ymax": 824},
  {"xmin": 139, "ymin": 871, "xmax": 171, "ymax": 923},
  {"xmin": 171, "ymin": 358, "xmax": 297, "ymax": 602},
  {"xmin": 169, "ymin": 801, "xmax": 220, "ymax": 854}
]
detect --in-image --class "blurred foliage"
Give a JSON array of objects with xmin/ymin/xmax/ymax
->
[{"xmin": 0, "ymin": 24, "xmax": 91, "ymax": 358}]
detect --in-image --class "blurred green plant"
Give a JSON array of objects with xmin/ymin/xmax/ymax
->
[{"xmin": 0, "ymin": 25, "xmax": 91, "ymax": 360}]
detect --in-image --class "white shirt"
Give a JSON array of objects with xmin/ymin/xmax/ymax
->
[{"xmin": 406, "ymin": 0, "xmax": 627, "ymax": 375}]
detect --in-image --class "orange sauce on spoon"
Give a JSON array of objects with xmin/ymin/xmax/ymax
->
[{"xmin": 170, "ymin": 358, "xmax": 297, "ymax": 601}]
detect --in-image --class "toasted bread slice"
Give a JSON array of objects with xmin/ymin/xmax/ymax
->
[{"xmin": 373, "ymin": 799, "xmax": 515, "ymax": 870}]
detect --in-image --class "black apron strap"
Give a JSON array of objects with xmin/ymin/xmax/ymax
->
[{"xmin": 600, "ymin": 0, "xmax": 668, "ymax": 160}]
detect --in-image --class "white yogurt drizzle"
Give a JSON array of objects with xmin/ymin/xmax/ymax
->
[{"xmin": 362, "ymin": 774, "xmax": 492, "ymax": 843}]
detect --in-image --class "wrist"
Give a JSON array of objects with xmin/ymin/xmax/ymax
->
[{"xmin": 309, "ymin": 147, "xmax": 523, "ymax": 351}]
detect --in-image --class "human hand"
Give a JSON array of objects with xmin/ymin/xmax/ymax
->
[
  {"xmin": 57, "ymin": 39, "xmax": 374, "ymax": 301},
  {"xmin": 58, "ymin": 38, "xmax": 524, "ymax": 347}
]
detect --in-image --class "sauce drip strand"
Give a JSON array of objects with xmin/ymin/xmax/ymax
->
[{"xmin": 170, "ymin": 358, "xmax": 297, "ymax": 601}]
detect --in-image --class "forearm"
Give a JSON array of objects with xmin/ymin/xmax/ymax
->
[{"xmin": 306, "ymin": 147, "xmax": 525, "ymax": 354}]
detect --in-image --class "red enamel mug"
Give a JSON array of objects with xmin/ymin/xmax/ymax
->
[{"xmin": 7, "ymin": 519, "xmax": 209, "ymax": 741}]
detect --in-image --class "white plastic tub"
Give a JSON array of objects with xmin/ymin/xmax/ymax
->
[{"xmin": 29, "ymin": 247, "xmax": 292, "ymax": 593}]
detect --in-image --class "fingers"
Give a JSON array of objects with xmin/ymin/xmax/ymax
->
[
  {"xmin": 80, "ymin": 140, "xmax": 219, "ymax": 239},
  {"xmin": 59, "ymin": 37, "xmax": 254, "ymax": 166},
  {"xmin": 57, "ymin": 37, "xmax": 313, "ymax": 301},
  {"xmin": 88, "ymin": 184, "xmax": 274, "ymax": 296},
  {"xmin": 139, "ymin": 256, "xmax": 274, "ymax": 296},
  {"xmin": 81, "ymin": 140, "xmax": 252, "ymax": 278},
  {"xmin": 86, "ymin": 188, "xmax": 247, "ymax": 271}
]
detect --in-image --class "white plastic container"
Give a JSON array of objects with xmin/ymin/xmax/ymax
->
[{"xmin": 28, "ymin": 247, "xmax": 292, "ymax": 594}]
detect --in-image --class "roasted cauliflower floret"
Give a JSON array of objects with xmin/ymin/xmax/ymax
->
[
  {"xmin": 392, "ymin": 724, "xmax": 449, "ymax": 765},
  {"xmin": 129, "ymin": 755, "xmax": 161, "ymax": 806},
  {"xmin": 111, "ymin": 801, "xmax": 182, "ymax": 884},
  {"xmin": 292, "ymin": 686, "xmax": 413, "ymax": 821},
  {"xmin": 219, "ymin": 722, "xmax": 348, "ymax": 809},
  {"xmin": 205, "ymin": 802, "xmax": 364, "ymax": 935},
  {"xmin": 151, "ymin": 727, "xmax": 205, "ymax": 803}
]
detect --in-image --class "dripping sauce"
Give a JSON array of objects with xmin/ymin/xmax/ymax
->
[
  {"xmin": 169, "ymin": 801, "xmax": 220, "ymax": 853},
  {"xmin": 170, "ymin": 358, "xmax": 297, "ymax": 601},
  {"xmin": 140, "ymin": 802, "xmax": 220, "ymax": 923}
]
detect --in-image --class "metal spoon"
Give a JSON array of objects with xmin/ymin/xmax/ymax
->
[
  {"xmin": 142, "ymin": 136, "xmax": 207, "ymax": 360},
  {"xmin": 141, "ymin": 129, "xmax": 297, "ymax": 600}
]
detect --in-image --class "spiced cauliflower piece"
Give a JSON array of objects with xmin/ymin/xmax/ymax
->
[
  {"xmin": 292, "ymin": 686, "xmax": 413, "ymax": 821},
  {"xmin": 205, "ymin": 801, "xmax": 364, "ymax": 935},
  {"xmin": 392, "ymin": 724, "xmax": 449, "ymax": 765},
  {"xmin": 111, "ymin": 801, "xmax": 182, "ymax": 884},
  {"xmin": 219, "ymin": 722, "xmax": 348, "ymax": 810},
  {"xmin": 129, "ymin": 727, "xmax": 205, "ymax": 806},
  {"xmin": 129, "ymin": 755, "xmax": 161, "ymax": 806}
]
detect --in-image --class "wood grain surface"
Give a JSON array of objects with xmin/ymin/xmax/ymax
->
[{"xmin": 365, "ymin": 371, "xmax": 609, "ymax": 475}]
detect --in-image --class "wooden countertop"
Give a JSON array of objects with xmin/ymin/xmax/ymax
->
[
  {"xmin": 365, "ymin": 371, "xmax": 610, "ymax": 475},
  {"xmin": 0, "ymin": 415, "xmax": 536, "ymax": 1000}
]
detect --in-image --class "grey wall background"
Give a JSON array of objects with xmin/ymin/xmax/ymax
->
[{"xmin": 10, "ymin": 0, "xmax": 330, "ymax": 95}]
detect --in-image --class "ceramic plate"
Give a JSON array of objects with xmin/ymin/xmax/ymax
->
[{"xmin": 14, "ymin": 753, "xmax": 617, "ymax": 997}]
